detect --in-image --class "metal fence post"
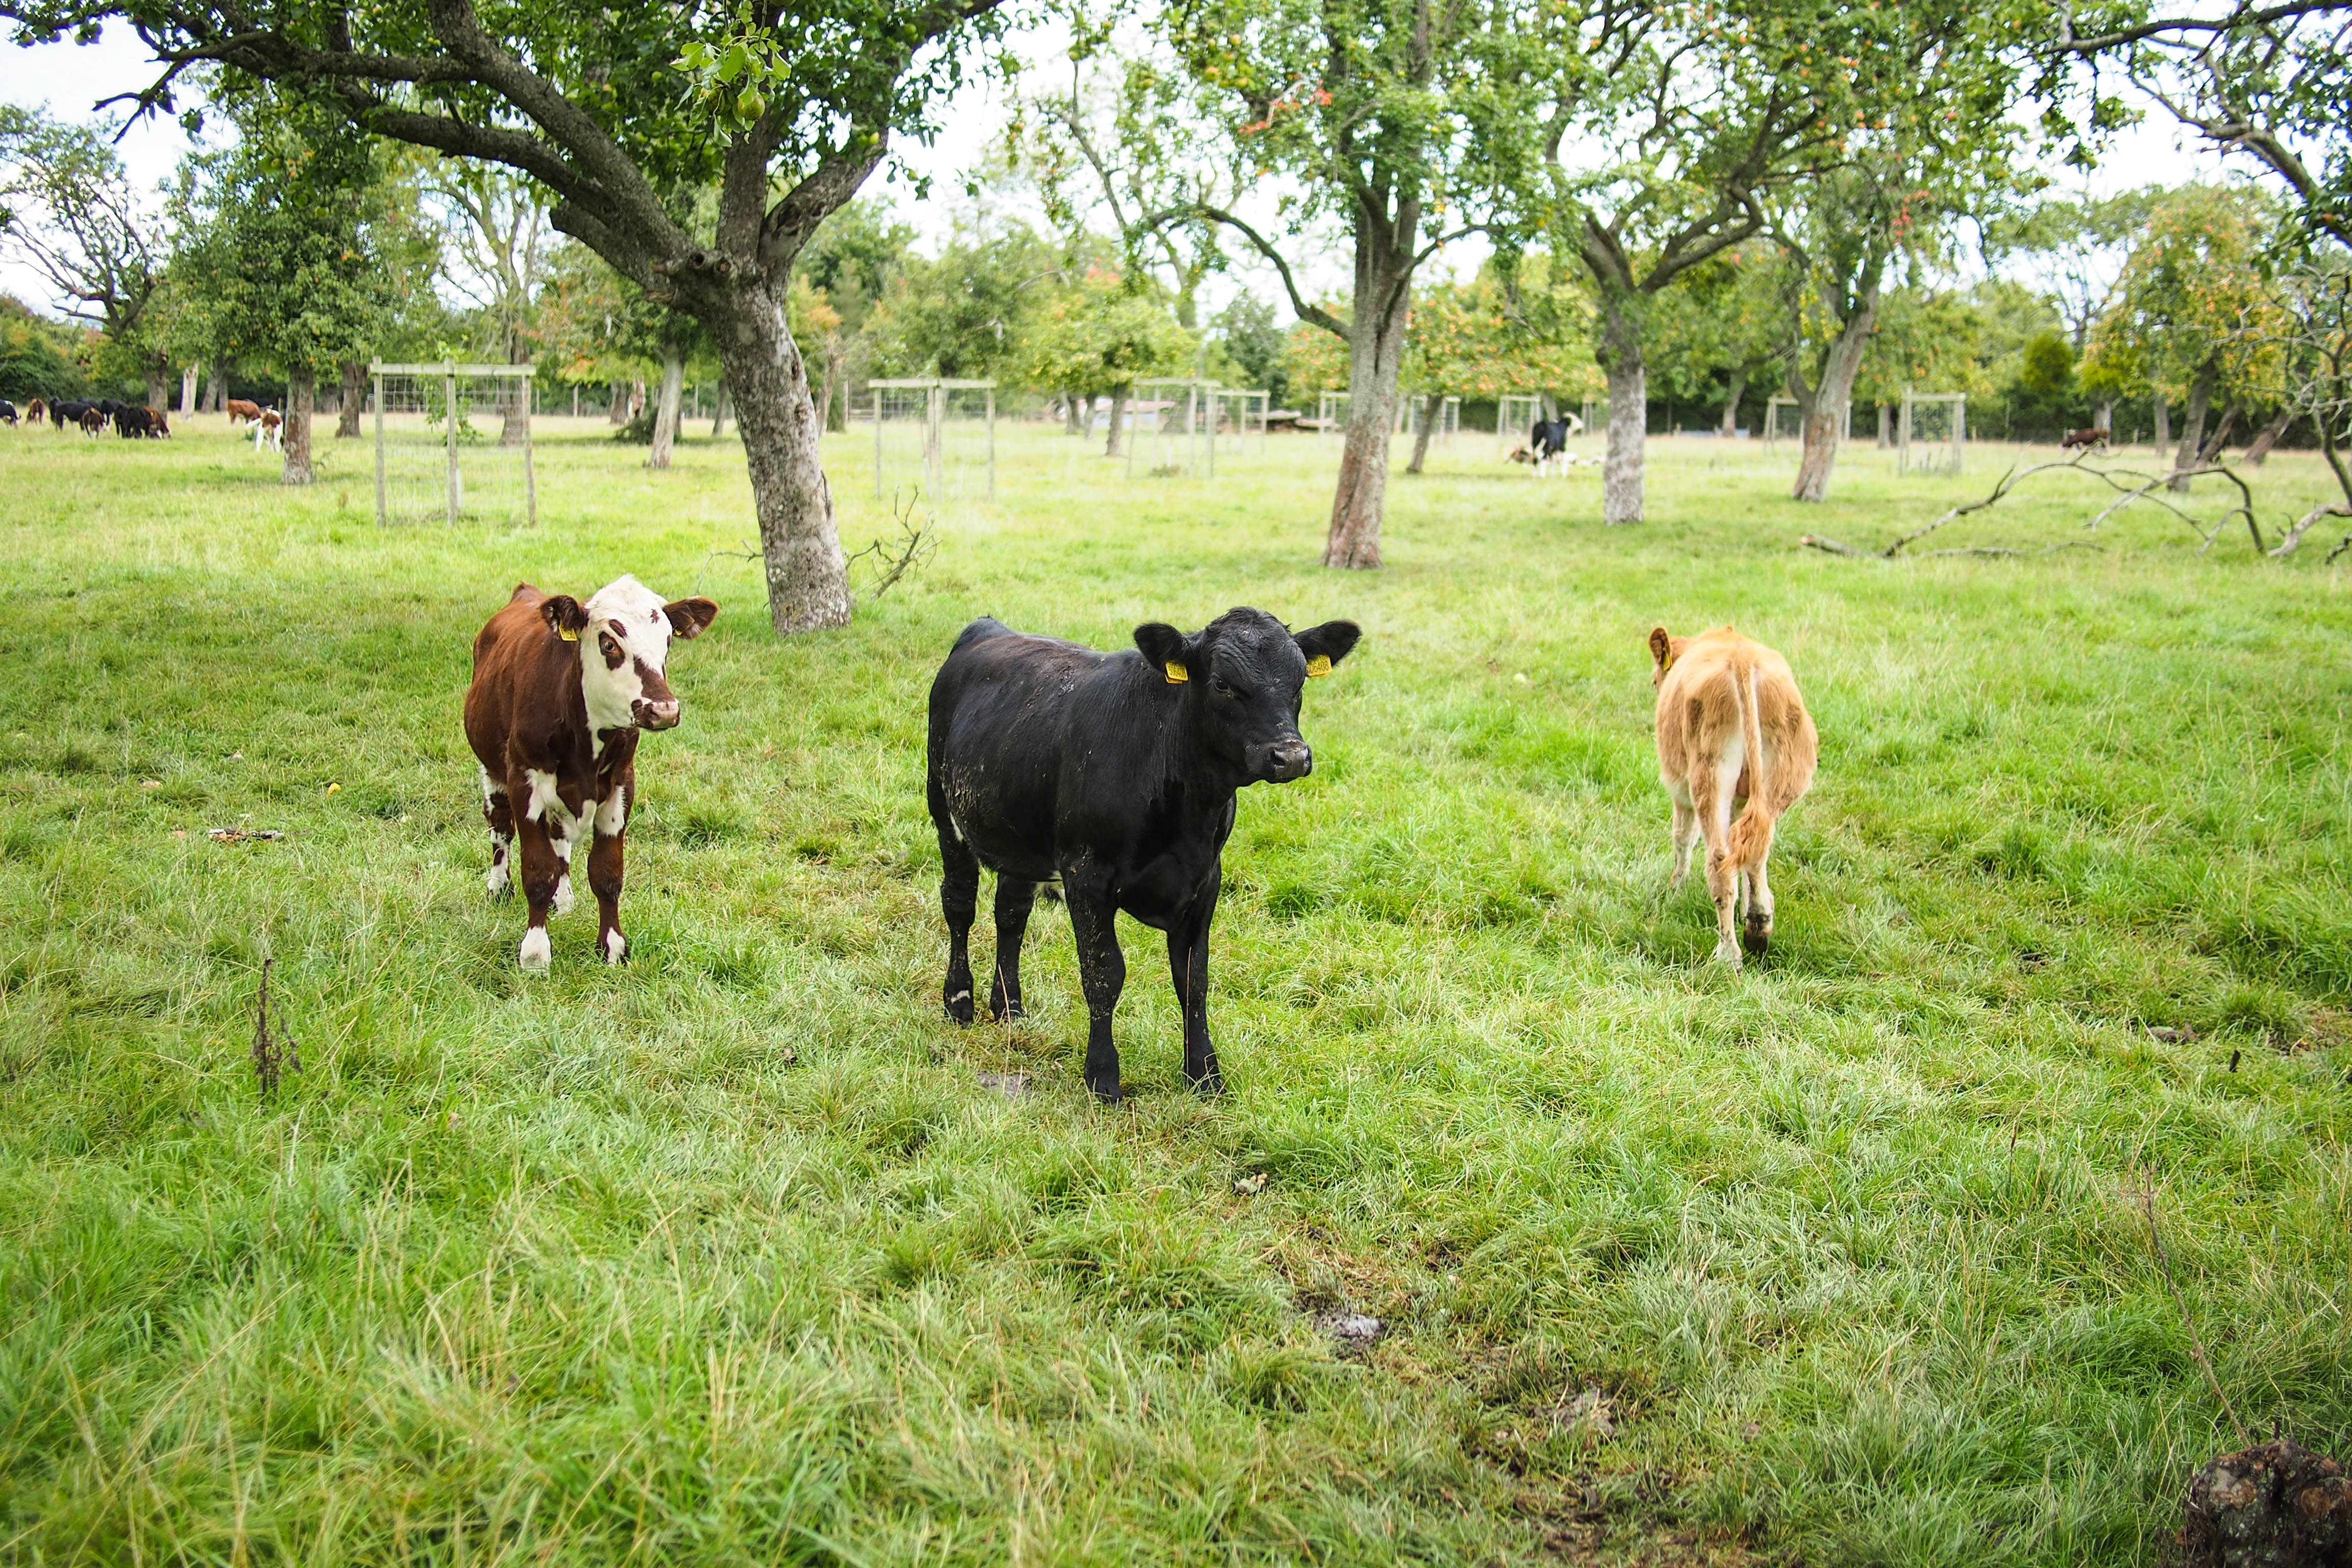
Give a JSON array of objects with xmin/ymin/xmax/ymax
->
[
  {"xmin": 444, "ymin": 361, "xmax": 460, "ymax": 526},
  {"xmin": 372, "ymin": 368, "xmax": 387, "ymax": 526}
]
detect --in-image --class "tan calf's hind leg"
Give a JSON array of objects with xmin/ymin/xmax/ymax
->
[
  {"xmin": 1742, "ymin": 819, "xmax": 1777, "ymax": 954},
  {"xmin": 1669, "ymin": 796, "xmax": 1700, "ymax": 888},
  {"xmin": 1692, "ymin": 768, "xmax": 1743, "ymax": 969}
]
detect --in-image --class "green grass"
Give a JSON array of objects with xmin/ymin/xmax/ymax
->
[{"xmin": 3, "ymin": 412, "xmax": 2349, "ymax": 1566}]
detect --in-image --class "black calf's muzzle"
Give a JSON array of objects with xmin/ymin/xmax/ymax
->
[{"xmin": 1264, "ymin": 740, "xmax": 1312, "ymax": 781}]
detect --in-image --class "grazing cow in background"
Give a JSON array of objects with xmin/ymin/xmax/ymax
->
[
  {"xmin": 78, "ymin": 407, "xmax": 105, "ymax": 436},
  {"xmin": 50, "ymin": 399, "xmax": 88, "ymax": 430},
  {"xmin": 22, "ymin": 398, "xmax": 44, "ymax": 427},
  {"xmin": 226, "ymin": 398, "xmax": 263, "ymax": 427},
  {"xmin": 254, "ymin": 409, "xmax": 283, "ymax": 451},
  {"xmin": 2061, "ymin": 427, "xmax": 2110, "ymax": 452},
  {"xmin": 113, "ymin": 405, "xmax": 165, "ymax": 439},
  {"xmin": 1650, "ymin": 624, "xmax": 1818, "ymax": 971},
  {"xmin": 463, "ymin": 578, "xmax": 720, "ymax": 972},
  {"xmin": 1530, "ymin": 416, "xmax": 1575, "ymax": 476},
  {"xmin": 0, "ymin": 401, "xmax": 15, "ymax": 427},
  {"xmin": 928, "ymin": 608, "xmax": 1361, "ymax": 1102}
]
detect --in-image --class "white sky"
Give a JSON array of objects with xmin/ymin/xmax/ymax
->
[{"xmin": 0, "ymin": 19, "xmax": 2231, "ymax": 323}]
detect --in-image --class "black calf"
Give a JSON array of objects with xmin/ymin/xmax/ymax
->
[{"xmin": 926, "ymin": 608, "xmax": 1360, "ymax": 1102}]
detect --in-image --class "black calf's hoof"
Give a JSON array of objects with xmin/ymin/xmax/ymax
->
[
  {"xmin": 1087, "ymin": 1077, "xmax": 1123, "ymax": 1106},
  {"xmin": 990, "ymin": 996, "xmax": 1025, "ymax": 1022},
  {"xmin": 944, "ymin": 986, "xmax": 975, "ymax": 1025},
  {"xmin": 1189, "ymin": 1071, "xmax": 1226, "ymax": 1098}
]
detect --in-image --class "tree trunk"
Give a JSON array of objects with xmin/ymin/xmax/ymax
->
[
  {"xmin": 143, "ymin": 357, "xmax": 169, "ymax": 413},
  {"xmin": 712, "ymin": 378, "xmax": 731, "ymax": 439},
  {"xmin": 1407, "ymin": 390, "xmax": 1444, "ymax": 474},
  {"xmin": 1878, "ymin": 404, "xmax": 1894, "ymax": 448},
  {"xmin": 2095, "ymin": 399, "xmax": 2114, "ymax": 435},
  {"xmin": 180, "ymin": 365, "xmax": 199, "ymax": 417},
  {"xmin": 2153, "ymin": 397, "xmax": 2170, "ymax": 457},
  {"xmin": 500, "ymin": 359, "xmax": 529, "ymax": 447},
  {"xmin": 819, "ymin": 345, "xmax": 843, "ymax": 433},
  {"xmin": 1064, "ymin": 391, "xmax": 1083, "ymax": 435},
  {"xmin": 1720, "ymin": 372, "xmax": 1746, "ymax": 436},
  {"xmin": 647, "ymin": 342, "xmax": 685, "ymax": 469},
  {"xmin": 337, "ymin": 359, "xmax": 367, "ymax": 438},
  {"xmin": 1324, "ymin": 254, "xmax": 1413, "ymax": 569},
  {"xmin": 2171, "ymin": 372, "xmax": 2212, "ymax": 491},
  {"xmin": 713, "ymin": 272, "xmax": 851, "ymax": 634},
  {"xmin": 607, "ymin": 380, "xmax": 628, "ymax": 425},
  {"xmin": 2196, "ymin": 402, "xmax": 2240, "ymax": 468},
  {"xmin": 2244, "ymin": 405, "xmax": 2294, "ymax": 464},
  {"xmin": 283, "ymin": 364, "xmax": 315, "ymax": 485},
  {"xmin": 1791, "ymin": 325, "xmax": 1877, "ymax": 503},
  {"xmin": 208, "ymin": 368, "xmax": 225, "ymax": 412},
  {"xmin": 1105, "ymin": 385, "xmax": 1129, "ymax": 457},
  {"xmin": 1595, "ymin": 297, "xmax": 1647, "ymax": 526}
]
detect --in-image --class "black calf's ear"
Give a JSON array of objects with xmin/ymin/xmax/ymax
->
[
  {"xmin": 542, "ymin": 595, "xmax": 590, "ymax": 642},
  {"xmin": 664, "ymin": 597, "xmax": 720, "ymax": 639},
  {"xmin": 1293, "ymin": 620, "xmax": 1361, "ymax": 676},
  {"xmin": 1648, "ymin": 626, "xmax": 1673, "ymax": 670},
  {"xmin": 1134, "ymin": 622, "xmax": 1194, "ymax": 683}
]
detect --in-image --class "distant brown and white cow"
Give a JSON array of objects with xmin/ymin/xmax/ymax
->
[
  {"xmin": 226, "ymin": 398, "xmax": 263, "ymax": 427},
  {"xmin": 463, "ymin": 578, "xmax": 719, "ymax": 971},
  {"xmin": 254, "ymin": 409, "xmax": 282, "ymax": 452},
  {"xmin": 2061, "ymin": 427, "xmax": 2110, "ymax": 452},
  {"xmin": 1649, "ymin": 624, "xmax": 1818, "ymax": 969}
]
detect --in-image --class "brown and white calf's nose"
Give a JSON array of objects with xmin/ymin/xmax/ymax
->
[
  {"xmin": 1265, "ymin": 740, "xmax": 1312, "ymax": 781},
  {"xmin": 635, "ymin": 696, "xmax": 681, "ymax": 730}
]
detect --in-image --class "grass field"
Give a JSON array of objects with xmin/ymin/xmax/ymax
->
[{"xmin": 3, "ymin": 412, "xmax": 2349, "ymax": 1566}]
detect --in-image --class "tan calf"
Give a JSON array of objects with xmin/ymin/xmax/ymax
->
[{"xmin": 1649, "ymin": 625, "xmax": 1818, "ymax": 969}]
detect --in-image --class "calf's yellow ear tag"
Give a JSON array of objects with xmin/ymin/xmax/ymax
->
[
  {"xmin": 1306, "ymin": 654, "xmax": 1333, "ymax": 678},
  {"xmin": 559, "ymin": 625, "xmax": 580, "ymax": 642},
  {"xmin": 1164, "ymin": 662, "xmax": 1188, "ymax": 684}
]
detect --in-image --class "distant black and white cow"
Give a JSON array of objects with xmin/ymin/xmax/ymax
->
[
  {"xmin": 1531, "ymin": 417, "xmax": 1573, "ymax": 476},
  {"xmin": 0, "ymin": 400, "xmax": 15, "ymax": 427},
  {"xmin": 463, "ymin": 578, "xmax": 720, "ymax": 971},
  {"xmin": 927, "ymin": 608, "xmax": 1361, "ymax": 1102}
]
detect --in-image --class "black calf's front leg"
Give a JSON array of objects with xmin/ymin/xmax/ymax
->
[
  {"xmin": 991, "ymin": 873, "xmax": 1038, "ymax": 1020},
  {"xmin": 1063, "ymin": 870, "xmax": 1126, "ymax": 1103},
  {"xmin": 938, "ymin": 822, "xmax": 979, "ymax": 1024},
  {"xmin": 1167, "ymin": 871, "xmax": 1223, "ymax": 1093}
]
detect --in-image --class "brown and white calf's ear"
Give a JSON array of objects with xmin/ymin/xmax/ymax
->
[
  {"xmin": 664, "ymin": 597, "xmax": 719, "ymax": 639},
  {"xmin": 1649, "ymin": 626, "xmax": 1674, "ymax": 670},
  {"xmin": 1134, "ymin": 622, "xmax": 1195, "ymax": 682},
  {"xmin": 1293, "ymin": 620, "xmax": 1362, "ymax": 675},
  {"xmin": 541, "ymin": 595, "xmax": 591, "ymax": 641}
]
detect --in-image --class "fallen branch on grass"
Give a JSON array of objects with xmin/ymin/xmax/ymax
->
[
  {"xmin": 1805, "ymin": 455, "xmax": 2266, "ymax": 559},
  {"xmin": 251, "ymin": 958, "xmax": 301, "ymax": 1101},
  {"xmin": 848, "ymin": 488, "xmax": 937, "ymax": 601},
  {"xmin": 2270, "ymin": 501, "xmax": 2352, "ymax": 557}
]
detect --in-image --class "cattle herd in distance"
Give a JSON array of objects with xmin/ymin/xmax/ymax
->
[
  {"xmin": 463, "ymin": 568, "xmax": 1817, "ymax": 1105},
  {"xmin": 3, "ymin": 395, "xmax": 285, "ymax": 445}
]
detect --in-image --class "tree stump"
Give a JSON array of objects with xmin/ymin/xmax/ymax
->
[{"xmin": 2181, "ymin": 1438, "xmax": 2352, "ymax": 1567}]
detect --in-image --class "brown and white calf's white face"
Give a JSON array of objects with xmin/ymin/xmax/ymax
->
[{"xmin": 540, "ymin": 575, "xmax": 720, "ymax": 734}]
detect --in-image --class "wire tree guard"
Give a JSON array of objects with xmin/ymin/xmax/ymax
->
[
  {"xmin": 1579, "ymin": 396, "xmax": 1608, "ymax": 439},
  {"xmin": 1496, "ymin": 393, "xmax": 1543, "ymax": 458},
  {"xmin": 1315, "ymin": 389, "xmax": 1354, "ymax": 444},
  {"xmin": 1130, "ymin": 377, "xmax": 1224, "ymax": 479},
  {"xmin": 1211, "ymin": 388, "xmax": 1270, "ymax": 456},
  {"xmin": 1403, "ymin": 395, "xmax": 1461, "ymax": 445},
  {"xmin": 1899, "ymin": 391, "xmax": 1967, "ymax": 475},
  {"xmin": 867, "ymin": 378, "xmax": 996, "ymax": 503},
  {"xmin": 370, "ymin": 362, "xmax": 537, "ymax": 527}
]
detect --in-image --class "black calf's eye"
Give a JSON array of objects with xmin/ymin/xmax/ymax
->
[{"xmin": 1210, "ymin": 675, "xmax": 1235, "ymax": 697}]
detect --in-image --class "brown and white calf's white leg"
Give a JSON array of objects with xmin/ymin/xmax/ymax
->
[
  {"xmin": 480, "ymin": 767, "xmax": 516, "ymax": 899},
  {"xmin": 511, "ymin": 794, "xmax": 562, "ymax": 971},
  {"xmin": 524, "ymin": 768, "xmax": 580, "ymax": 919},
  {"xmin": 591, "ymin": 785, "xmax": 628, "ymax": 964}
]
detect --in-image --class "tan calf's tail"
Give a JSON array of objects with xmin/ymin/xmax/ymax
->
[{"xmin": 1726, "ymin": 660, "xmax": 1775, "ymax": 868}]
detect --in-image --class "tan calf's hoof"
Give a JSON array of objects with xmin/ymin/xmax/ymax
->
[
  {"xmin": 1712, "ymin": 939, "xmax": 1744, "ymax": 971},
  {"xmin": 1743, "ymin": 915, "xmax": 1772, "ymax": 954}
]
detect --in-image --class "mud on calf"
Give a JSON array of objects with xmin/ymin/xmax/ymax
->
[{"xmin": 926, "ymin": 608, "xmax": 1361, "ymax": 1101}]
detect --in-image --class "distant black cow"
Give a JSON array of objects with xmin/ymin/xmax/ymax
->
[
  {"xmin": 927, "ymin": 608, "xmax": 1362, "ymax": 1102},
  {"xmin": 50, "ymin": 399, "xmax": 89, "ymax": 431},
  {"xmin": 114, "ymin": 405, "xmax": 160, "ymax": 438}
]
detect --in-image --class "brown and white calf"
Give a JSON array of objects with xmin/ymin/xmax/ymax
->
[
  {"xmin": 1649, "ymin": 625, "xmax": 1818, "ymax": 969},
  {"xmin": 463, "ymin": 578, "xmax": 719, "ymax": 970}
]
